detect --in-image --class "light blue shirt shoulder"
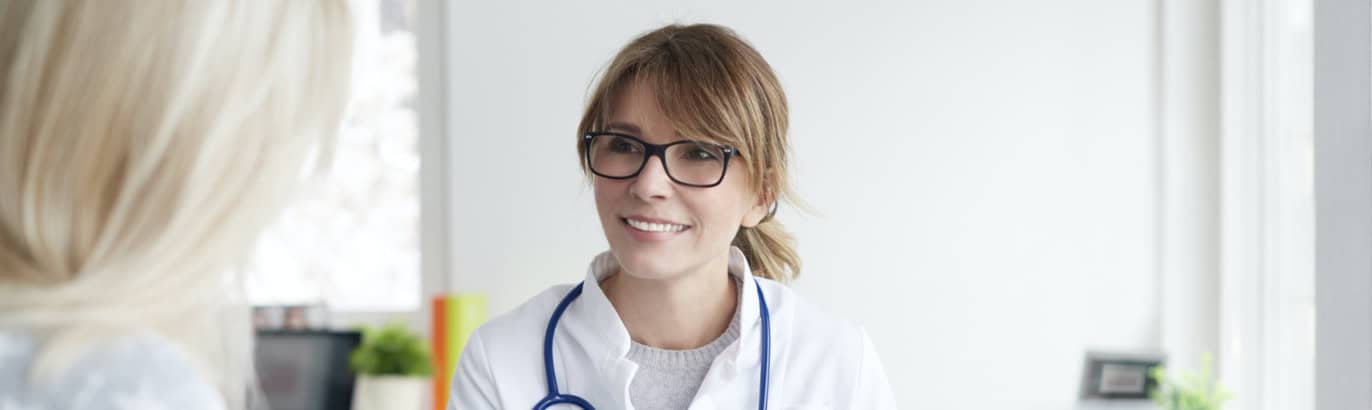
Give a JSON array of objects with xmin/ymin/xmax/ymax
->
[{"xmin": 0, "ymin": 328, "xmax": 226, "ymax": 410}]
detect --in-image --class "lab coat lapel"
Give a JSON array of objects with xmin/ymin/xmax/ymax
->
[
  {"xmin": 560, "ymin": 251, "xmax": 637, "ymax": 406},
  {"xmin": 690, "ymin": 247, "xmax": 766, "ymax": 408}
]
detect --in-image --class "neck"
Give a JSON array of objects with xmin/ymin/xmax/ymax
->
[{"xmin": 601, "ymin": 254, "xmax": 738, "ymax": 350}]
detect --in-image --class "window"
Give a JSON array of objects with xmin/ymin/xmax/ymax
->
[
  {"xmin": 1218, "ymin": 0, "xmax": 1314, "ymax": 408},
  {"xmin": 245, "ymin": 0, "xmax": 421, "ymax": 312}
]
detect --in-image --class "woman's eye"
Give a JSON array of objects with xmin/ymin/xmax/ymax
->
[
  {"xmin": 609, "ymin": 138, "xmax": 641, "ymax": 153},
  {"xmin": 684, "ymin": 147, "xmax": 719, "ymax": 161}
]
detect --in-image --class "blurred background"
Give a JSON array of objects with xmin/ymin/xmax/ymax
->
[{"xmin": 244, "ymin": 0, "xmax": 1371, "ymax": 409}]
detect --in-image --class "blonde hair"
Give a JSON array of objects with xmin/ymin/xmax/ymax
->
[
  {"xmin": 577, "ymin": 24, "xmax": 801, "ymax": 282},
  {"xmin": 0, "ymin": 1, "xmax": 353, "ymax": 408}
]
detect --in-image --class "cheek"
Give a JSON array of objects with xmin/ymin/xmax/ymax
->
[
  {"xmin": 592, "ymin": 178, "xmax": 623, "ymax": 211},
  {"xmin": 686, "ymin": 188, "xmax": 752, "ymax": 235},
  {"xmin": 592, "ymin": 180, "xmax": 623, "ymax": 230},
  {"xmin": 715, "ymin": 167, "xmax": 758, "ymax": 221}
]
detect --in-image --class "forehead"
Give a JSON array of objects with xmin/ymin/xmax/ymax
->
[{"xmin": 605, "ymin": 80, "xmax": 678, "ymax": 143}]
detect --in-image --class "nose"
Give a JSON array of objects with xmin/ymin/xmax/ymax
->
[{"xmin": 628, "ymin": 155, "xmax": 673, "ymax": 201}]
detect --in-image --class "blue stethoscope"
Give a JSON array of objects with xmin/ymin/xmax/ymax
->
[{"xmin": 534, "ymin": 278, "xmax": 772, "ymax": 410}]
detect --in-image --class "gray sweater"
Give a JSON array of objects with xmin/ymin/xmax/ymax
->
[{"xmin": 624, "ymin": 279, "xmax": 743, "ymax": 410}]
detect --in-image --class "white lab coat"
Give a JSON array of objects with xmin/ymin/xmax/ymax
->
[{"xmin": 448, "ymin": 247, "xmax": 898, "ymax": 409}]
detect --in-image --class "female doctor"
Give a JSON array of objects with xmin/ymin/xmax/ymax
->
[{"xmin": 449, "ymin": 23, "xmax": 898, "ymax": 409}]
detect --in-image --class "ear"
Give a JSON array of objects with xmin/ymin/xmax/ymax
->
[{"xmin": 740, "ymin": 188, "xmax": 773, "ymax": 228}]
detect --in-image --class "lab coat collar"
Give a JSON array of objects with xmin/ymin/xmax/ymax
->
[{"xmin": 575, "ymin": 246, "xmax": 764, "ymax": 381}]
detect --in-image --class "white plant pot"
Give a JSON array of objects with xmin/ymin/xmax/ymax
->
[{"xmin": 352, "ymin": 375, "xmax": 426, "ymax": 410}]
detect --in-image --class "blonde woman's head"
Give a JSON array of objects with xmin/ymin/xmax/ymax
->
[
  {"xmin": 0, "ymin": 1, "xmax": 354, "ymax": 407},
  {"xmin": 578, "ymin": 24, "xmax": 800, "ymax": 282}
]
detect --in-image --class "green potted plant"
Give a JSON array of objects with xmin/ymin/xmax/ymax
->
[
  {"xmin": 349, "ymin": 323, "xmax": 433, "ymax": 410},
  {"xmin": 1149, "ymin": 354, "xmax": 1233, "ymax": 410}
]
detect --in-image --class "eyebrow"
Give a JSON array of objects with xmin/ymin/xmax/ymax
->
[
  {"xmin": 605, "ymin": 121, "xmax": 689, "ymax": 142},
  {"xmin": 605, "ymin": 121, "xmax": 641, "ymax": 135}
]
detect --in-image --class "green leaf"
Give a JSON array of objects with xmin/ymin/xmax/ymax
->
[
  {"xmin": 348, "ymin": 322, "xmax": 434, "ymax": 376},
  {"xmin": 1147, "ymin": 353, "xmax": 1234, "ymax": 410}
]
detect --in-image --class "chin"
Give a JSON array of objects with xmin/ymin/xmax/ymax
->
[{"xmin": 611, "ymin": 246, "xmax": 689, "ymax": 280}]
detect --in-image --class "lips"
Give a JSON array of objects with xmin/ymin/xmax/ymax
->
[
  {"xmin": 621, "ymin": 215, "xmax": 691, "ymax": 233},
  {"xmin": 625, "ymin": 219, "xmax": 687, "ymax": 232}
]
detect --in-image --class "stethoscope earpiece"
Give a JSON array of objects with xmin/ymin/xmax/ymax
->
[{"xmin": 759, "ymin": 202, "xmax": 779, "ymax": 224}]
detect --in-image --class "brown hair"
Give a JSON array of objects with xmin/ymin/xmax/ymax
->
[{"xmin": 576, "ymin": 24, "xmax": 801, "ymax": 282}]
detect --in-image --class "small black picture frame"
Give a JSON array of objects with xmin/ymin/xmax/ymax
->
[{"xmin": 1079, "ymin": 351, "xmax": 1165, "ymax": 400}]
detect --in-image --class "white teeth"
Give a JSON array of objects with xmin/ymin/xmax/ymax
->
[{"xmin": 626, "ymin": 218, "xmax": 687, "ymax": 232}]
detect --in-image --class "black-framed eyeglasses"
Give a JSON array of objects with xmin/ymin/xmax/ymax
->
[{"xmin": 583, "ymin": 132, "xmax": 737, "ymax": 188}]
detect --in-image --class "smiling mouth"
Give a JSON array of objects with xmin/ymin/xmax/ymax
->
[{"xmin": 622, "ymin": 217, "xmax": 691, "ymax": 233}]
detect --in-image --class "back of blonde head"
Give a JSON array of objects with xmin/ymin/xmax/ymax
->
[{"xmin": 0, "ymin": 1, "xmax": 353, "ymax": 408}]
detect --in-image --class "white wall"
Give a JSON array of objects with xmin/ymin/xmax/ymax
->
[{"xmin": 443, "ymin": 1, "xmax": 1159, "ymax": 408}]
